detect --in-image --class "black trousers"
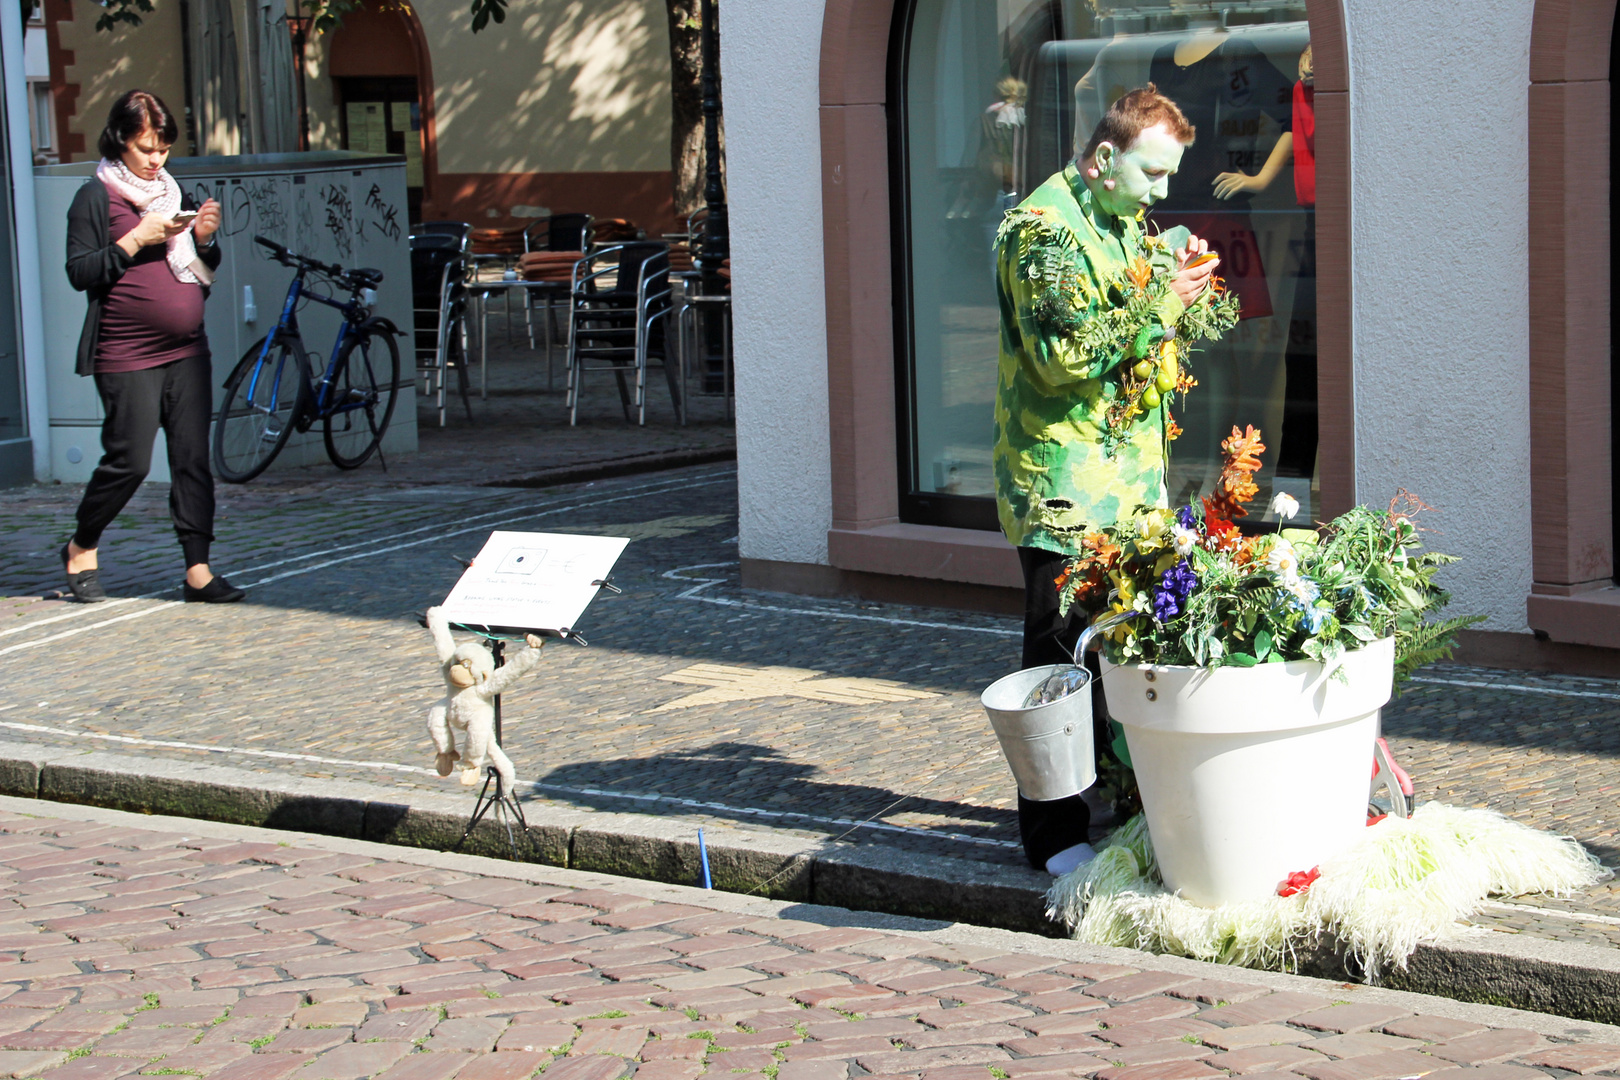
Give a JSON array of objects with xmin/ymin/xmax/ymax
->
[
  {"xmin": 1016, "ymin": 546, "xmax": 1109, "ymax": 869},
  {"xmin": 74, "ymin": 354, "xmax": 215, "ymax": 569}
]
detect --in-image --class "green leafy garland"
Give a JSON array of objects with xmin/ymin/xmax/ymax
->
[{"xmin": 999, "ymin": 209, "xmax": 1241, "ymax": 457}]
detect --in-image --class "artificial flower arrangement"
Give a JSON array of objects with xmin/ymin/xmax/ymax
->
[
  {"xmin": 1055, "ymin": 425, "xmax": 1482, "ymax": 682},
  {"xmin": 1001, "ymin": 209, "xmax": 1243, "ymax": 458}
]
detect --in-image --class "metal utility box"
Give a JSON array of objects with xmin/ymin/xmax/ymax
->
[{"xmin": 34, "ymin": 152, "xmax": 416, "ymax": 482}]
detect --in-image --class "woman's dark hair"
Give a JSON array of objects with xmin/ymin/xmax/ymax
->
[{"xmin": 98, "ymin": 90, "xmax": 179, "ymax": 161}]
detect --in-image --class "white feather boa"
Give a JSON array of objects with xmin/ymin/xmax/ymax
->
[{"xmin": 1045, "ymin": 803, "xmax": 1610, "ymax": 979}]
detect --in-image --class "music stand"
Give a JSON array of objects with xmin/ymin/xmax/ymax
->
[{"xmin": 431, "ymin": 530, "xmax": 629, "ymax": 859}]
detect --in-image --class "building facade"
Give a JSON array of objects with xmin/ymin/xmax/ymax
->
[
  {"xmin": 38, "ymin": 0, "xmax": 676, "ymax": 234},
  {"xmin": 725, "ymin": 0, "xmax": 1619, "ymax": 674}
]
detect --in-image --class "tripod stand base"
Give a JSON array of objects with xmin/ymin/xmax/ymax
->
[{"xmin": 452, "ymin": 767, "xmax": 536, "ymax": 859}]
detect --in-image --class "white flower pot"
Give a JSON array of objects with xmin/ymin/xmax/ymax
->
[{"xmin": 1101, "ymin": 637, "xmax": 1395, "ymax": 907}]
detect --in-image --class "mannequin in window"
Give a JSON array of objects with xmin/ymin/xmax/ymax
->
[
  {"xmin": 1210, "ymin": 44, "xmax": 1317, "ymax": 480},
  {"xmin": 1142, "ymin": 9, "xmax": 1297, "ymax": 505},
  {"xmin": 1145, "ymin": 9, "xmax": 1292, "ymax": 319}
]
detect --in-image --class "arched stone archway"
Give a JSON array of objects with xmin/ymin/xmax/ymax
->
[
  {"xmin": 328, "ymin": 1, "xmax": 439, "ymax": 216},
  {"xmin": 810, "ymin": 0, "xmax": 1357, "ymax": 594},
  {"xmin": 1525, "ymin": 0, "xmax": 1620, "ymax": 648}
]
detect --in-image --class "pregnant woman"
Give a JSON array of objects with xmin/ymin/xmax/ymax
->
[{"xmin": 60, "ymin": 89, "xmax": 244, "ymax": 604}]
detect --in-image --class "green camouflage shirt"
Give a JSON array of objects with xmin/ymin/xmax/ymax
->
[{"xmin": 993, "ymin": 165, "xmax": 1185, "ymax": 556}]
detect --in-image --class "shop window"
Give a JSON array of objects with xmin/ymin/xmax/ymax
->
[
  {"xmin": 336, "ymin": 77, "xmax": 424, "ymax": 222},
  {"xmin": 892, "ymin": 0, "xmax": 1317, "ymax": 531}
]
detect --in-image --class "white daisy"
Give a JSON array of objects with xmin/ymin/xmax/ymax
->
[
  {"xmin": 1266, "ymin": 538, "xmax": 1301, "ymax": 583},
  {"xmin": 1171, "ymin": 523, "xmax": 1198, "ymax": 557},
  {"xmin": 1269, "ymin": 491, "xmax": 1300, "ymax": 520}
]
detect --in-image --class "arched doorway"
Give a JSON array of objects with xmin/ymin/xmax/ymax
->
[
  {"xmin": 810, "ymin": 0, "xmax": 1351, "ymax": 596},
  {"xmin": 1524, "ymin": 0, "xmax": 1620, "ymax": 648},
  {"xmin": 328, "ymin": 1, "xmax": 437, "ymax": 223}
]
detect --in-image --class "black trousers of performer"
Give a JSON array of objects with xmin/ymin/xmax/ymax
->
[
  {"xmin": 74, "ymin": 354, "xmax": 216, "ymax": 569},
  {"xmin": 1017, "ymin": 546, "xmax": 1110, "ymax": 870}
]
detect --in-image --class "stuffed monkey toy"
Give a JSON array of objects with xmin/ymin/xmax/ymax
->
[{"xmin": 425, "ymin": 606, "xmax": 547, "ymax": 789}]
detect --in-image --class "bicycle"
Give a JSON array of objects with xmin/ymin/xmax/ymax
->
[{"xmin": 212, "ymin": 235, "xmax": 405, "ymax": 483}]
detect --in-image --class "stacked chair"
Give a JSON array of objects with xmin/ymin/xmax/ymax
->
[
  {"xmin": 564, "ymin": 241, "xmax": 673, "ymax": 426},
  {"xmin": 409, "ymin": 224, "xmax": 473, "ymax": 426}
]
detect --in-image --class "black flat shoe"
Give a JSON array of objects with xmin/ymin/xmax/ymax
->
[
  {"xmin": 60, "ymin": 543, "xmax": 108, "ymax": 603},
  {"xmin": 183, "ymin": 575, "xmax": 246, "ymax": 603}
]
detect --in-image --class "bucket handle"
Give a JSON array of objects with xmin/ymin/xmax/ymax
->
[{"xmin": 1072, "ymin": 609, "xmax": 1142, "ymax": 666}]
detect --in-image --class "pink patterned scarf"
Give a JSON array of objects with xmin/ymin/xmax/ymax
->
[{"xmin": 95, "ymin": 158, "xmax": 214, "ymax": 286}]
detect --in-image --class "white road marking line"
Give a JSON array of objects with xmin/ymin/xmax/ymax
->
[
  {"xmin": 0, "ymin": 601, "xmax": 183, "ymax": 658},
  {"xmin": 1410, "ymin": 676, "xmax": 1620, "ymax": 703},
  {"xmin": 0, "ymin": 718, "xmax": 1019, "ymax": 849},
  {"xmin": 1, "ymin": 475, "xmax": 734, "ymax": 657},
  {"xmin": 1, "ymin": 469, "xmax": 735, "ymax": 640},
  {"xmin": 664, "ymin": 572, "xmax": 1620, "ymax": 694},
  {"xmin": 229, "ymin": 468, "xmax": 735, "ymax": 579},
  {"xmin": 0, "ymin": 596, "xmax": 147, "ymax": 638},
  {"xmin": 664, "ymin": 562, "xmax": 1021, "ymax": 638}
]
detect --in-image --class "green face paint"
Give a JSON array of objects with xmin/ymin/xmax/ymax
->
[{"xmin": 1092, "ymin": 123, "xmax": 1187, "ymax": 220}]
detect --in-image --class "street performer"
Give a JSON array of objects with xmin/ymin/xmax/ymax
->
[{"xmin": 994, "ymin": 85, "xmax": 1238, "ymax": 876}]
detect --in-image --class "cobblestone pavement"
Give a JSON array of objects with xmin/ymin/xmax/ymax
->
[
  {"xmin": 1, "ymin": 365, "xmax": 1618, "ymax": 956},
  {"xmin": 0, "ymin": 797, "xmax": 1612, "ymax": 1080}
]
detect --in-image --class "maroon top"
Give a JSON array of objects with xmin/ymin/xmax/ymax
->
[{"xmin": 94, "ymin": 196, "xmax": 210, "ymax": 373}]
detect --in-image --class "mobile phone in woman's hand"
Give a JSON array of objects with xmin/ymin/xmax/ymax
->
[{"xmin": 169, "ymin": 210, "xmax": 199, "ymax": 226}]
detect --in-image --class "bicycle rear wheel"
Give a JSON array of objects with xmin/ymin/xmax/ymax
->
[
  {"xmin": 323, "ymin": 326, "xmax": 401, "ymax": 469},
  {"xmin": 213, "ymin": 334, "xmax": 309, "ymax": 483}
]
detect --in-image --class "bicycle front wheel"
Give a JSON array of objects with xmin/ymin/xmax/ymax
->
[
  {"xmin": 213, "ymin": 334, "xmax": 309, "ymax": 484},
  {"xmin": 323, "ymin": 326, "xmax": 401, "ymax": 469}
]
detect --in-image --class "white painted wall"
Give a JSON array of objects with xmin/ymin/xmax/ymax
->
[
  {"xmin": 723, "ymin": 0, "xmax": 833, "ymax": 566},
  {"xmin": 1346, "ymin": 0, "xmax": 1534, "ymax": 632}
]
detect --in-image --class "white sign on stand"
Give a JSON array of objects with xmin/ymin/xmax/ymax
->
[{"xmin": 438, "ymin": 531, "xmax": 629, "ymax": 633}]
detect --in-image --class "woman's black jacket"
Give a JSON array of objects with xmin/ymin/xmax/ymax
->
[{"xmin": 65, "ymin": 179, "xmax": 222, "ymax": 377}]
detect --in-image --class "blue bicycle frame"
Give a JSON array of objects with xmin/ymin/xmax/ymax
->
[{"xmin": 249, "ymin": 266, "xmax": 374, "ymax": 424}]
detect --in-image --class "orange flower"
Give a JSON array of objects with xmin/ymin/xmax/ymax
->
[
  {"xmin": 1126, "ymin": 257, "xmax": 1153, "ymax": 292},
  {"xmin": 1232, "ymin": 534, "xmax": 1265, "ymax": 565},
  {"xmin": 1081, "ymin": 531, "xmax": 1122, "ymax": 568},
  {"xmin": 1205, "ymin": 425, "xmax": 1266, "ymax": 522}
]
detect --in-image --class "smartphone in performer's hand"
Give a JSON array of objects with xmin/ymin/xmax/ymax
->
[{"xmin": 170, "ymin": 210, "xmax": 200, "ymax": 226}]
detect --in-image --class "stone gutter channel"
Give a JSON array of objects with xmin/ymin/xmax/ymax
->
[{"xmin": 3, "ymin": 740, "xmax": 1617, "ymax": 1027}]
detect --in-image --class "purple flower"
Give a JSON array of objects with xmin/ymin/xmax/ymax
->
[
  {"xmin": 1152, "ymin": 559, "xmax": 1198, "ymax": 621},
  {"xmin": 1176, "ymin": 505, "xmax": 1198, "ymax": 531}
]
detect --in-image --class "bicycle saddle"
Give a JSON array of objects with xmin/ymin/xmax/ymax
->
[{"xmin": 348, "ymin": 267, "xmax": 385, "ymax": 287}]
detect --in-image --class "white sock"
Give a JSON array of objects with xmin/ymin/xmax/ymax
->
[{"xmin": 1045, "ymin": 842, "xmax": 1096, "ymax": 877}]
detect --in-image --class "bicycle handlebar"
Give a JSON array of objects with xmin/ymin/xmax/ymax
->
[{"xmin": 254, "ymin": 235, "xmax": 344, "ymax": 278}]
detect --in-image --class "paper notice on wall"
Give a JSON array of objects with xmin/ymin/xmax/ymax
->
[
  {"xmin": 438, "ymin": 531, "xmax": 629, "ymax": 633},
  {"xmin": 346, "ymin": 101, "xmax": 387, "ymax": 154},
  {"xmin": 392, "ymin": 101, "xmax": 423, "ymax": 187}
]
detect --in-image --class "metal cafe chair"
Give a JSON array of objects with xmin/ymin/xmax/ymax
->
[
  {"xmin": 511, "ymin": 213, "xmax": 595, "ymax": 391},
  {"xmin": 564, "ymin": 242, "xmax": 674, "ymax": 426},
  {"xmin": 409, "ymin": 233, "xmax": 472, "ymax": 427}
]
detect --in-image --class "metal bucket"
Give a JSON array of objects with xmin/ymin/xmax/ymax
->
[{"xmin": 980, "ymin": 665, "xmax": 1096, "ymax": 802}]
